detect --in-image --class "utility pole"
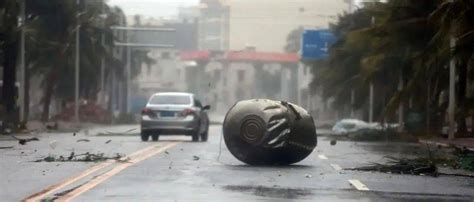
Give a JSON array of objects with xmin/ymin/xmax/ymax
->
[
  {"xmin": 19, "ymin": 0, "xmax": 26, "ymax": 122},
  {"xmin": 125, "ymin": 33, "xmax": 131, "ymax": 114},
  {"xmin": 100, "ymin": 2, "xmax": 106, "ymax": 107},
  {"xmin": 368, "ymin": 16, "xmax": 375, "ymax": 123},
  {"xmin": 448, "ymin": 37, "xmax": 456, "ymax": 140},
  {"xmin": 74, "ymin": 0, "xmax": 81, "ymax": 125}
]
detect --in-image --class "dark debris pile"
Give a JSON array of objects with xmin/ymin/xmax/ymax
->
[
  {"xmin": 346, "ymin": 151, "xmax": 474, "ymax": 177},
  {"xmin": 345, "ymin": 156, "xmax": 442, "ymax": 176},
  {"xmin": 35, "ymin": 152, "xmax": 125, "ymax": 162}
]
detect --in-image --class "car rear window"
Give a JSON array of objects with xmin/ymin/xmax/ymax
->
[{"xmin": 149, "ymin": 95, "xmax": 191, "ymax": 105}]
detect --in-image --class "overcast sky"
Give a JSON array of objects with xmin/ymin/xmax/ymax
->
[{"xmin": 107, "ymin": 0, "xmax": 199, "ymax": 18}]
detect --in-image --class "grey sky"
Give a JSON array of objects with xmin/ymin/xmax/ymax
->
[{"xmin": 107, "ymin": 0, "xmax": 199, "ymax": 18}]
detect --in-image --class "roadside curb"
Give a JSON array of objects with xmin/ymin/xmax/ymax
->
[{"xmin": 419, "ymin": 139, "xmax": 474, "ymax": 151}]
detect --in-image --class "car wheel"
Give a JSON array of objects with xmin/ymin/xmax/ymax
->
[
  {"xmin": 141, "ymin": 132, "xmax": 150, "ymax": 141},
  {"xmin": 192, "ymin": 130, "xmax": 199, "ymax": 142},
  {"xmin": 152, "ymin": 134, "xmax": 159, "ymax": 141},
  {"xmin": 200, "ymin": 130, "xmax": 208, "ymax": 142}
]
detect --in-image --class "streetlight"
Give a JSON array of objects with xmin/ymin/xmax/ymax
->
[
  {"xmin": 74, "ymin": 0, "xmax": 81, "ymax": 125},
  {"xmin": 19, "ymin": 0, "xmax": 26, "ymax": 122},
  {"xmin": 368, "ymin": 16, "xmax": 375, "ymax": 123}
]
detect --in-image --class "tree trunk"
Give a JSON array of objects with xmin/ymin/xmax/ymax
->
[
  {"xmin": 41, "ymin": 65, "xmax": 59, "ymax": 122},
  {"xmin": 457, "ymin": 63, "xmax": 467, "ymax": 135},
  {"xmin": 2, "ymin": 41, "xmax": 18, "ymax": 124},
  {"xmin": 24, "ymin": 65, "xmax": 30, "ymax": 121}
]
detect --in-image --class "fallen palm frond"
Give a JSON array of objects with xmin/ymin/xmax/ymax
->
[
  {"xmin": 346, "ymin": 156, "xmax": 440, "ymax": 176},
  {"xmin": 346, "ymin": 154, "xmax": 474, "ymax": 178}
]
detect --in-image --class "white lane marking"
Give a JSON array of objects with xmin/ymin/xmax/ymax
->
[
  {"xmin": 348, "ymin": 179, "xmax": 370, "ymax": 191},
  {"xmin": 330, "ymin": 164, "xmax": 342, "ymax": 171},
  {"xmin": 318, "ymin": 154, "xmax": 328, "ymax": 160}
]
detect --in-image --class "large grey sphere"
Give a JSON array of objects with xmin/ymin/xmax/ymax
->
[{"xmin": 223, "ymin": 99, "xmax": 317, "ymax": 165}]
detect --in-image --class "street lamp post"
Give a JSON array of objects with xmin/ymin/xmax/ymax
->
[
  {"xmin": 19, "ymin": 0, "xmax": 26, "ymax": 122},
  {"xmin": 369, "ymin": 16, "xmax": 375, "ymax": 123},
  {"xmin": 125, "ymin": 34, "xmax": 131, "ymax": 113},
  {"xmin": 100, "ymin": 2, "xmax": 106, "ymax": 107},
  {"xmin": 74, "ymin": 0, "xmax": 81, "ymax": 125}
]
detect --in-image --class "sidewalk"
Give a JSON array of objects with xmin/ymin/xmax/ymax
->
[{"xmin": 419, "ymin": 138, "xmax": 474, "ymax": 151}]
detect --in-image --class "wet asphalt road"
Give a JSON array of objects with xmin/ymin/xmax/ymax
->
[{"xmin": 1, "ymin": 124, "xmax": 474, "ymax": 201}]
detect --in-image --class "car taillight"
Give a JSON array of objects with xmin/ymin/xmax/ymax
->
[
  {"xmin": 179, "ymin": 108, "xmax": 195, "ymax": 116},
  {"xmin": 141, "ymin": 108, "xmax": 153, "ymax": 115}
]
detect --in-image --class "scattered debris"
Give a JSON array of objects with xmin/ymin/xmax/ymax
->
[
  {"xmin": 35, "ymin": 152, "xmax": 124, "ymax": 162},
  {"xmin": 193, "ymin": 155, "xmax": 200, "ymax": 161},
  {"xmin": 98, "ymin": 128, "xmax": 138, "ymax": 136},
  {"xmin": 49, "ymin": 140, "xmax": 58, "ymax": 149},
  {"xmin": 10, "ymin": 135, "xmax": 39, "ymax": 145},
  {"xmin": 76, "ymin": 139, "xmax": 90, "ymax": 142},
  {"xmin": 330, "ymin": 140, "xmax": 337, "ymax": 146},
  {"xmin": 105, "ymin": 140, "xmax": 112, "ymax": 144},
  {"xmin": 346, "ymin": 154, "xmax": 474, "ymax": 177},
  {"xmin": 346, "ymin": 156, "xmax": 438, "ymax": 176},
  {"xmin": 46, "ymin": 122, "xmax": 58, "ymax": 130},
  {"xmin": 73, "ymin": 132, "xmax": 76, "ymax": 136},
  {"xmin": 165, "ymin": 150, "xmax": 169, "ymax": 155},
  {"xmin": 122, "ymin": 128, "xmax": 137, "ymax": 133},
  {"xmin": 0, "ymin": 146, "xmax": 14, "ymax": 149},
  {"xmin": 68, "ymin": 152, "xmax": 75, "ymax": 160},
  {"xmin": 305, "ymin": 174, "xmax": 313, "ymax": 178}
]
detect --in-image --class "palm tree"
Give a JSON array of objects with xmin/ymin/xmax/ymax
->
[
  {"xmin": 24, "ymin": 1, "xmax": 125, "ymax": 121},
  {"xmin": 429, "ymin": 0, "xmax": 474, "ymax": 135},
  {"xmin": 0, "ymin": 0, "xmax": 20, "ymax": 125}
]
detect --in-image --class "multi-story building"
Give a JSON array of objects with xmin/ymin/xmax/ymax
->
[{"xmin": 198, "ymin": 0, "xmax": 230, "ymax": 51}]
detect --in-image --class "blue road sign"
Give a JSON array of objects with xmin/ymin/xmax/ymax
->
[{"xmin": 301, "ymin": 29, "xmax": 336, "ymax": 60}]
